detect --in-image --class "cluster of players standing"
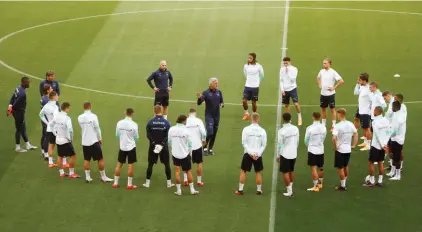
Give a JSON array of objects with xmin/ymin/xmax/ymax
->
[{"xmin": 7, "ymin": 55, "xmax": 407, "ymax": 197}]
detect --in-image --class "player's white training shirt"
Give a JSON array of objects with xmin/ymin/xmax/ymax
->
[
  {"xmin": 277, "ymin": 123, "xmax": 299, "ymax": 159},
  {"xmin": 391, "ymin": 111, "xmax": 406, "ymax": 145},
  {"xmin": 39, "ymin": 101, "xmax": 59, "ymax": 132},
  {"xmin": 50, "ymin": 112, "xmax": 73, "ymax": 145},
  {"xmin": 168, "ymin": 123, "xmax": 192, "ymax": 159},
  {"xmin": 78, "ymin": 110, "xmax": 102, "ymax": 146},
  {"xmin": 332, "ymin": 120, "xmax": 357, "ymax": 154},
  {"xmin": 186, "ymin": 114, "xmax": 206, "ymax": 150},
  {"xmin": 400, "ymin": 103, "xmax": 407, "ymax": 119},
  {"xmin": 385, "ymin": 101, "xmax": 394, "ymax": 123},
  {"xmin": 116, "ymin": 117, "xmax": 139, "ymax": 151},
  {"xmin": 371, "ymin": 115, "xmax": 391, "ymax": 150},
  {"xmin": 279, "ymin": 65, "xmax": 298, "ymax": 92},
  {"xmin": 317, "ymin": 68, "xmax": 342, "ymax": 96},
  {"xmin": 369, "ymin": 90, "xmax": 387, "ymax": 119},
  {"xmin": 304, "ymin": 121, "xmax": 327, "ymax": 155},
  {"xmin": 242, "ymin": 123, "xmax": 267, "ymax": 157},
  {"xmin": 354, "ymin": 84, "xmax": 371, "ymax": 115},
  {"xmin": 244, "ymin": 63, "xmax": 264, "ymax": 88}
]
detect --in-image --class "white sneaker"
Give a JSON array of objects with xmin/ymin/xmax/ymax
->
[
  {"xmin": 190, "ymin": 190, "xmax": 199, "ymax": 195},
  {"xmin": 102, "ymin": 177, "xmax": 114, "ymax": 182},
  {"xmin": 26, "ymin": 145, "xmax": 37, "ymax": 150},
  {"xmin": 167, "ymin": 183, "xmax": 175, "ymax": 188},
  {"xmin": 174, "ymin": 191, "xmax": 182, "ymax": 196},
  {"xmin": 142, "ymin": 183, "xmax": 150, "ymax": 188},
  {"xmin": 283, "ymin": 192, "xmax": 293, "ymax": 197},
  {"xmin": 86, "ymin": 177, "xmax": 93, "ymax": 183},
  {"xmin": 389, "ymin": 176, "xmax": 401, "ymax": 181},
  {"xmin": 360, "ymin": 136, "xmax": 365, "ymax": 140},
  {"xmin": 360, "ymin": 146, "xmax": 370, "ymax": 151},
  {"xmin": 15, "ymin": 148, "xmax": 27, "ymax": 153},
  {"xmin": 386, "ymin": 172, "xmax": 394, "ymax": 177}
]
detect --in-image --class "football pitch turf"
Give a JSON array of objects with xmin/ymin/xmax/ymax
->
[{"xmin": 1, "ymin": 1, "xmax": 422, "ymax": 232}]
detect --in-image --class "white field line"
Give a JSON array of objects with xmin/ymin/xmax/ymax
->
[
  {"xmin": 268, "ymin": 1, "xmax": 290, "ymax": 232},
  {"xmin": 0, "ymin": 6, "xmax": 421, "ymax": 106}
]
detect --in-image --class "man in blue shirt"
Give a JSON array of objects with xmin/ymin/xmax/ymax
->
[
  {"xmin": 146, "ymin": 60, "xmax": 174, "ymax": 120},
  {"xmin": 40, "ymin": 71, "xmax": 60, "ymax": 108},
  {"xmin": 8, "ymin": 77, "xmax": 37, "ymax": 152},
  {"xmin": 142, "ymin": 105, "xmax": 174, "ymax": 188},
  {"xmin": 40, "ymin": 84, "xmax": 53, "ymax": 159},
  {"xmin": 196, "ymin": 77, "xmax": 224, "ymax": 155}
]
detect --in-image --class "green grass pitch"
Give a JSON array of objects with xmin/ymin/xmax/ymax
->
[{"xmin": 1, "ymin": 1, "xmax": 422, "ymax": 232}]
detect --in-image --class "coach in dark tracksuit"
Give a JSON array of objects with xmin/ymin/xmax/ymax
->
[
  {"xmin": 7, "ymin": 77, "xmax": 37, "ymax": 152},
  {"xmin": 144, "ymin": 105, "xmax": 173, "ymax": 188},
  {"xmin": 196, "ymin": 77, "xmax": 224, "ymax": 156},
  {"xmin": 39, "ymin": 71, "xmax": 60, "ymax": 108},
  {"xmin": 146, "ymin": 61, "xmax": 173, "ymax": 120}
]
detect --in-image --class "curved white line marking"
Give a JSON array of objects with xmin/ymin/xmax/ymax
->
[{"xmin": 0, "ymin": 6, "xmax": 421, "ymax": 107}]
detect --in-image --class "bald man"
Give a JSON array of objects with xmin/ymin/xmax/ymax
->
[{"xmin": 147, "ymin": 60, "xmax": 174, "ymax": 120}]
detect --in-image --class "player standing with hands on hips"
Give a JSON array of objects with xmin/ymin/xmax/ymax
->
[
  {"xmin": 147, "ymin": 60, "xmax": 173, "ymax": 120},
  {"xmin": 7, "ymin": 76, "xmax": 37, "ymax": 152},
  {"xmin": 242, "ymin": 53, "xmax": 264, "ymax": 120},
  {"xmin": 196, "ymin": 77, "xmax": 224, "ymax": 156}
]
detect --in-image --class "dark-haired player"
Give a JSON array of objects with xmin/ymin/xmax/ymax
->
[
  {"xmin": 387, "ymin": 101, "xmax": 406, "ymax": 180},
  {"xmin": 280, "ymin": 57, "xmax": 302, "ymax": 125},
  {"xmin": 353, "ymin": 73, "xmax": 372, "ymax": 151},
  {"xmin": 393, "ymin": 93, "xmax": 407, "ymax": 171},
  {"xmin": 242, "ymin": 53, "xmax": 264, "ymax": 120},
  {"xmin": 277, "ymin": 113, "xmax": 299, "ymax": 197},
  {"xmin": 316, "ymin": 59, "xmax": 344, "ymax": 130},
  {"xmin": 40, "ymin": 84, "xmax": 52, "ymax": 158},
  {"xmin": 7, "ymin": 76, "xmax": 37, "ymax": 152},
  {"xmin": 50, "ymin": 102, "xmax": 79, "ymax": 178},
  {"xmin": 305, "ymin": 112, "xmax": 327, "ymax": 192},
  {"xmin": 39, "ymin": 91, "xmax": 60, "ymax": 168},
  {"xmin": 113, "ymin": 108, "xmax": 139, "ymax": 189},
  {"xmin": 146, "ymin": 60, "xmax": 173, "ymax": 120}
]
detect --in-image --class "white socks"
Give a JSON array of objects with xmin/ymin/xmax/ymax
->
[
  {"xmin": 322, "ymin": 119, "xmax": 326, "ymax": 126},
  {"xmin": 69, "ymin": 168, "xmax": 75, "ymax": 176},
  {"xmin": 369, "ymin": 176, "xmax": 375, "ymax": 184},
  {"xmin": 378, "ymin": 175, "xmax": 383, "ymax": 184},
  {"xmin": 197, "ymin": 176, "xmax": 202, "ymax": 184},
  {"xmin": 189, "ymin": 183, "xmax": 195, "ymax": 192},
  {"xmin": 85, "ymin": 170, "xmax": 91, "ymax": 179},
  {"xmin": 239, "ymin": 183, "xmax": 244, "ymax": 191},
  {"xmin": 176, "ymin": 184, "xmax": 181, "ymax": 192},
  {"xmin": 63, "ymin": 158, "xmax": 67, "ymax": 165},
  {"xmin": 59, "ymin": 169, "xmax": 64, "ymax": 175},
  {"xmin": 128, "ymin": 177, "xmax": 133, "ymax": 186},
  {"xmin": 114, "ymin": 176, "xmax": 119, "ymax": 185},
  {"xmin": 99, "ymin": 170, "xmax": 106, "ymax": 179},
  {"xmin": 16, "ymin": 144, "xmax": 20, "ymax": 150},
  {"xmin": 244, "ymin": 110, "xmax": 249, "ymax": 115},
  {"xmin": 48, "ymin": 157, "xmax": 53, "ymax": 165},
  {"xmin": 332, "ymin": 120, "xmax": 336, "ymax": 126},
  {"xmin": 163, "ymin": 115, "xmax": 168, "ymax": 120},
  {"xmin": 286, "ymin": 183, "xmax": 293, "ymax": 194},
  {"xmin": 400, "ymin": 161, "xmax": 403, "ymax": 169},
  {"xmin": 257, "ymin": 184, "xmax": 262, "ymax": 192},
  {"xmin": 340, "ymin": 179, "xmax": 346, "ymax": 187},
  {"xmin": 166, "ymin": 179, "xmax": 171, "ymax": 186},
  {"xmin": 25, "ymin": 142, "xmax": 31, "ymax": 147},
  {"xmin": 298, "ymin": 113, "xmax": 302, "ymax": 121},
  {"xmin": 183, "ymin": 173, "xmax": 188, "ymax": 182},
  {"xmin": 313, "ymin": 180, "xmax": 318, "ymax": 187}
]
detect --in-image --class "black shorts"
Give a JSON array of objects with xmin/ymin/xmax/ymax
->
[
  {"xmin": 387, "ymin": 139, "xmax": 393, "ymax": 151},
  {"xmin": 279, "ymin": 156, "xmax": 296, "ymax": 173},
  {"xmin": 243, "ymin": 87, "xmax": 259, "ymax": 101},
  {"xmin": 57, "ymin": 143, "xmax": 76, "ymax": 157},
  {"xmin": 320, "ymin": 94, "xmax": 335, "ymax": 109},
  {"xmin": 191, "ymin": 148, "xmax": 203, "ymax": 164},
  {"xmin": 359, "ymin": 114, "xmax": 371, "ymax": 129},
  {"xmin": 307, "ymin": 152, "xmax": 324, "ymax": 168},
  {"xmin": 368, "ymin": 146, "xmax": 385, "ymax": 163},
  {"xmin": 148, "ymin": 145, "xmax": 169, "ymax": 164},
  {"xmin": 154, "ymin": 92, "xmax": 169, "ymax": 107},
  {"xmin": 118, "ymin": 148, "xmax": 137, "ymax": 164},
  {"xmin": 282, "ymin": 88, "xmax": 299, "ymax": 105},
  {"xmin": 240, "ymin": 153, "xmax": 263, "ymax": 172},
  {"xmin": 173, "ymin": 155, "xmax": 192, "ymax": 171},
  {"xmin": 355, "ymin": 108, "xmax": 359, "ymax": 119},
  {"xmin": 391, "ymin": 141, "xmax": 403, "ymax": 163},
  {"xmin": 47, "ymin": 132, "xmax": 56, "ymax": 144},
  {"xmin": 83, "ymin": 142, "xmax": 103, "ymax": 161},
  {"xmin": 334, "ymin": 151, "xmax": 351, "ymax": 169}
]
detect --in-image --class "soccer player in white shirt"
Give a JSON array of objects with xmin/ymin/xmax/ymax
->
[
  {"xmin": 78, "ymin": 102, "xmax": 113, "ymax": 183},
  {"xmin": 113, "ymin": 108, "xmax": 139, "ymax": 190},
  {"xmin": 364, "ymin": 82, "xmax": 387, "ymax": 152},
  {"xmin": 316, "ymin": 59, "xmax": 344, "ymax": 129},
  {"xmin": 235, "ymin": 113, "xmax": 267, "ymax": 195},
  {"xmin": 39, "ymin": 91, "xmax": 62, "ymax": 168},
  {"xmin": 184, "ymin": 108, "xmax": 206, "ymax": 187},
  {"xmin": 242, "ymin": 53, "xmax": 264, "ymax": 120},
  {"xmin": 393, "ymin": 93, "xmax": 407, "ymax": 171},
  {"xmin": 387, "ymin": 101, "xmax": 406, "ymax": 180},
  {"xmin": 363, "ymin": 107, "xmax": 391, "ymax": 187},
  {"xmin": 332, "ymin": 108, "xmax": 358, "ymax": 191},
  {"xmin": 50, "ymin": 102, "xmax": 79, "ymax": 178},
  {"xmin": 277, "ymin": 113, "xmax": 299, "ymax": 197},
  {"xmin": 168, "ymin": 115, "xmax": 199, "ymax": 196},
  {"xmin": 305, "ymin": 112, "xmax": 327, "ymax": 192},
  {"xmin": 353, "ymin": 74, "xmax": 372, "ymax": 151},
  {"xmin": 382, "ymin": 91, "xmax": 394, "ymax": 169},
  {"xmin": 280, "ymin": 57, "xmax": 302, "ymax": 126}
]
